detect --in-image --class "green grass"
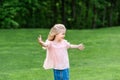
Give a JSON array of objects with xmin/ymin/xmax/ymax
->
[{"xmin": 0, "ymin": 27, "xmax": 120, "ymax": 80}]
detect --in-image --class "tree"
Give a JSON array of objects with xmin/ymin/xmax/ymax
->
[{"xmin": 0, "ymin": 0, "xmax": 120, "ymax": 29}]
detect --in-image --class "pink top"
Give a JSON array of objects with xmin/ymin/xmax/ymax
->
[{"xmin": 43, "ymin": 39, "xmax": 71, "ymax": 70}]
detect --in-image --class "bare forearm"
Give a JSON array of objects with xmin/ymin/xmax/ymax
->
[
  {"xmin": 70, "ymin": 44, "xmax": 85, "ymax": 50},
  {"xmin": 38, "ymin": 41, "xmax": 45, "ymax": 47},
  {"xmin": 70, "ymin": 44, "xmax": 79, "ymax": 48},
  {"xmin": 38, "ymin": 39, "xmax": 47, "ymax": 47}
]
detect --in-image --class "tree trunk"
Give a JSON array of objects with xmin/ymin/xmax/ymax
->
[
  {"xmin": 92, "ymin": 4, "xmax": 97, "ymax": 29},
  {"xmin": 53, "ymin": 0, "xmax": 58, "ymax": 24},
  {"xmin": 61, "ymin": 0, "xmax": 65, "ymax": 24},
  {"xmin": 109, "ymin": 6, "xmax": 113, "ymax": 27},
  {"xmin": 109, "ymin": 0, "xmax": 116, "ymax": 26},
  {"xmin": 102, "ymin": 8, "xmax": 106, "ymax": 27},
  {"xmin": 71, "ymin": 0, "xmax": 76, "ymax": 20}
]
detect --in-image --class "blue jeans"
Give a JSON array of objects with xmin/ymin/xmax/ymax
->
[{"xmin": 53, "ymin": 68, "xmax": 69, "ymax": 80}]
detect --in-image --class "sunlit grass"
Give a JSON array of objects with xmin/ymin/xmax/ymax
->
[{"xmin": 0, "ymin": 27, "xmax": 120, "ymax": 80}]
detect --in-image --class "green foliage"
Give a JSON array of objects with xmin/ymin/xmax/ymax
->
[
  {"xmin": 0, "ymin": 0, "xmax": 120, "ymax": 29},
  {"xmin": 0, "ymin": 1, "xmax": 20, "ymax": 28}
]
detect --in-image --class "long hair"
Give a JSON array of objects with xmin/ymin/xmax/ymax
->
[{"xmin": 47, "ymin": 24, "xmax": 66, "ymax": 41}]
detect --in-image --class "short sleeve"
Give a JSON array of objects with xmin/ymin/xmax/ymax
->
[{"xmin": 64, "ymin": 40, "xmax": 71, "ymax": 49}]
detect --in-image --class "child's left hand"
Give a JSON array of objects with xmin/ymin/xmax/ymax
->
[{"xmin": 78, "ymin": 43, "xmax": 85, "ymax": 50}]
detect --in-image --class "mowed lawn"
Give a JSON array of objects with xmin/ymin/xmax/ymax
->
[{"xmin": 0, "ymin": 27, "xmax": 120, "ymax": 80}]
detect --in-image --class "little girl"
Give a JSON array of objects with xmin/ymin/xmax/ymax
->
[{"xmin": 38, "ymin": 24, "xmax": 84, "ymax": 80}]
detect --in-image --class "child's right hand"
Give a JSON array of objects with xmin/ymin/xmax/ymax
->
[
  {"xmin": 38, "ymin": 35, "xmax": 42, "ymax": 42},
  {"xmin": 38, "ymin": 35, "xmax": 47, "ymax": 47}
]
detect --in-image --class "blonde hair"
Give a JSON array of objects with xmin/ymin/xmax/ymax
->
[{"xmin": 47, "ymin": 24, "xmax": 66, "ymax": 41}]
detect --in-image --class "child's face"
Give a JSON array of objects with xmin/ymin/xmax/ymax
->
[{"xmin": 55, "ymin": 32, "xmax": 65, "ymax": 41}]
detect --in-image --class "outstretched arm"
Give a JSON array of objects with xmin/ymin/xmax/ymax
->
[
  {"xmin": 70, "ymin": 43, "xmax": 85, "ymax": 50},
  {"xmin": 38, "ymin": 35, "xmax": 48, "ymax": 47}
]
